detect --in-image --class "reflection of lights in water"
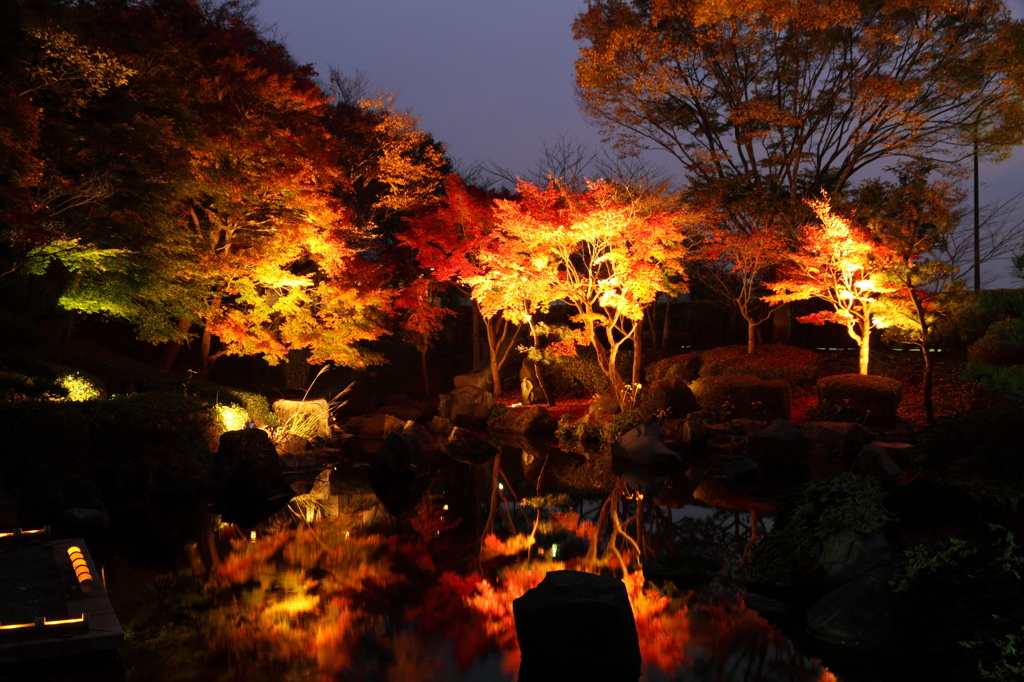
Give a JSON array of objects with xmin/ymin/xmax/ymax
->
[
  {"xmin": 498, "ymin": 483, "xmax": 504, "ymax": 490},
  {"xmin": 442, "ymin": 504, "xmax": 449, "ymax": 511},
  {"xmin": 550, "ymin": 543, "xmax": 559, "ymax": 559},
  {"xmin": 250, "ymin": 530, "xmax": 257, "ymax": 542}
]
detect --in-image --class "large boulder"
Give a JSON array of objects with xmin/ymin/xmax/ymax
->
[
  {"xmin": 488, "ymin": 405, "xmax": 557, "ymax": 435},
  {"xmin": 357, "ymin": 413, "xmax": 407, "ymax": 440},
  {"xmin": 851, "ymin": 446, "xmax": 903, "ymax": 480},
  {"xmin": 858, "ymin": 441, "xmax": 914, "ymax": 469},
  {"xmin": 217, "ymin": 428, "xmax": 279, "ymax": 472},
  {"xmin": 437, "ymin": 386, "xmax": 495, "ymax": 427},
  {"xmin": 813, "ymin": 529, "xmax": 894, "ymax": 591},
  {"xmin": 806, "ymin": 566, "xmax": 895, "ymax": 651},
  {"xmin": 801, "ymin": 422, "xmax": 872, "ymax": 458},
  {"xmin": 519, "ymin": 359, "xmax": 544, "ymax": 405},
  {"xmin": 514, "ymin": 570, "xmax": 641, "ymax": 682},
  {"xmin": 612, "ymin": 422, "xmax": 681, "ymax": 467},
  {"xmin": 635, "ymin": 377, "xmax": 701, "ymax": 422},
  {"xmin": 454, "ymin": 368, "xmax": 494, "ymax": 392},
  {"xmin": 216, "ymin": 427, "xmax": 293, "ymax": 527},
  {"xmin": 746, "ymin": 419, "xmax": 808, "ymax": 467},
  {"xmin": 272, "ymin": 399, "xmax": 331, "ymax": 439}
]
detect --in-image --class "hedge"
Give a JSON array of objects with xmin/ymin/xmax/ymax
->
[
  {"xmin": 814, "ymin": 373, "xmax": 902, "ymax": 428},
  {"xmin": 699, "ymin": 344, "xmax": 819, "ymax": 385},
  {"xmin": 689, "ymin": 374, "xmax": 791, "ymax": 420}
]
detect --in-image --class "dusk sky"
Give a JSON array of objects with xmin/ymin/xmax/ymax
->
[{"xmin": 256, "ymin": 0, "xmax": 1024, "ymax": 284}]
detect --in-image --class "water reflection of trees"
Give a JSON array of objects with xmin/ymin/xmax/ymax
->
[{"xmin": 182, "ymin": 443, "xmax": 835, "ymax": 682}]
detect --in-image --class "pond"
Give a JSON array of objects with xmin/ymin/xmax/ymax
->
[{"xmin": 97, "ymin": 434, "xmax": 845, "ymax": 682}]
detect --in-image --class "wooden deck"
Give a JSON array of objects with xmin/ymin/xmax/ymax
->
[{"xmin": 0, "ymin": 537, "xmax": 123, "ymax": 664}]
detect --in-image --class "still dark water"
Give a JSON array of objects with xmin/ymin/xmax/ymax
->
[{"xmin": 101, "ymin": 436, "xmax": 839, "ymax": 682}]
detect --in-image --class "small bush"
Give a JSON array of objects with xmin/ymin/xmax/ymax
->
[
  {"xmin": 689, "ymin": 374, "xmax": 791, "ymax": 420},
  {"xmin": 543, "ymin": 346, "xmax": 632, "ymax": 399},
  {"xmin": 699, "ymin": 344, "xmax": 819, "ymax": 385},
  {"xmin": 746, "ymin": 473, "xmax": 895, "ymax": 588},
  {"xmin": 645, "ymin": 352, "xmax": 702, "ymax": 383},
  {"xmin": 815, "ymin": 373, "xmax": 902, "ymax": 427},
  {"xmin": 967, "ymin": 318, "xmax": 1024, "ymax": 367}
]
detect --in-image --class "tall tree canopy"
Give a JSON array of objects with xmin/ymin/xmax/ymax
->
[
  {"xmin": 574, "ymin": 0, "xmax": 1024, "ymax": 229},
  {"xmin": 0, "ymin": 0, "xmax": 445, "ymax": 378}
]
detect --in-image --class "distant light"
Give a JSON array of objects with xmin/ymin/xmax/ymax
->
[
  {"xmin": 510, "ymin": 402, "xmax": 522, "ymax": 408},
  {"xmin": 551, "ymin": 543, "xmax": 559, "ymax": 559},
  {"xmin": 442, "ymin": 504, "xmax": 449, "ymax": 511},
  {"xmin": 250, "ymin": 530, "xmax": 257, "ymax": 542},
  {"xmin": 498, "ymin": 483, "xmax": 504, "ymax": 490}
]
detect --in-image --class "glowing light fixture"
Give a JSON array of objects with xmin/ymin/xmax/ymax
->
[{"xmin": 66, "ymin": 546, "xmax": 94, "ymax": 593}]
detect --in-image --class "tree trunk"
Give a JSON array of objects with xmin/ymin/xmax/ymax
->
[
  {"xmin": 420, "ymin": 343, "xmax": 430, "ymax": 397},
  {"xmin": 159, "ymin": 318, "xmax": 192, "ymax": 372},
  {"xmin": 472, "ymin": 301, "xmax": 483, "ymax": 371},
  {"xmin": 747, "ymin": 318, "xmax": 756, "ymax": 355},
  {"xmin": 647, "ymin": 301, "xmax": 659, "ymax": 358},
  {"xmin": 632, "ymin": 316, "xmax": 643, "ymax": 385},
  {"xmin": 199, "ymin": 326, "xmax": 213, "ymax": 380},
  {"xmin": 529, "ymin": 324, "xmax": 555, "ymax": 407},
  {"xmin": 772, "ymin": 303, "xmax": 791, "ymax": 344},
  {"xmin": 661, "ymin": 298, "xmax": 671, "ymax": 353},
  {"xmin": 921, "ymin": 343, "xmax": 934, "ymax": 424},
  {"xmin": 858, "ymin": 334, "xmax": 870, "ymax": 375}
]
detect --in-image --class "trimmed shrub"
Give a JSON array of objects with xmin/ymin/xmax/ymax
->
[
  {"xmin": 967, "ymin": 318, "xmax": 1024, "ymax": 367},
  {"xmin": 689, "ymin": 374, "xmax": 791, "ymax": 420},
  {"xmin": 815, "ymin": 373, "xmax": 902, "ymax": 428},
  {"xmin": 645, "ymin": 352, "xmax": 702, "ymax": 383},
  {"xmin": 699, "ymin": 344, "xmax": 819, "ymax": 385}
]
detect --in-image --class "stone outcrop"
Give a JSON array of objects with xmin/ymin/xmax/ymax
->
[
  {"xmin": 437, "ymin": 386, "xmax": 495, "ymax": 427},
  {"xmin": 272, "ymin": 399, "xmax": 331, "ymax": 439},
  {"xmin": 487, "ymin": 405, "xmax": 557, "ymax": 435}
]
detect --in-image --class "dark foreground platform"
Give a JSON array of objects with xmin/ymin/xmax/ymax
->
[{"xmin": 0, "ymin": 537, "xmax": 123, "ymax": 665}]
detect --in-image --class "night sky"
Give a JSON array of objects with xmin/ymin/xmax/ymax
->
[{"xmin": 255, "ymin": 0, "xmax": 1024, "ymax": 284}]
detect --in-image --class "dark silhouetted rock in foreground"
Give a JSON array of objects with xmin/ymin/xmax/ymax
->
[{"xmin": 514, "ymin": 570, "xmax": 641, "ymax": 682}]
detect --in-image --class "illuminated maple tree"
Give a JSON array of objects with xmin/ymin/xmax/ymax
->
[
  {"xmin": 400, "ymin": 174, "xmax": 523, "ymax": 396},
  {"xmin": 466, "ymin": 179, "xmax": 695, "ymax": 404},
  {"xmin": 699, "ymin": 223, "xmax": 789, "ymax": 354},
  {"xmin": 767, "ymin": 197, "xmax": 899, "ymax": 375},
  {"xmin": 854, "ymin": 167, "xmax": 966, "ymax": 421}
]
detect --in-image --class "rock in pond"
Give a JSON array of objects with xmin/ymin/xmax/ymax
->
[
  {"xmin": 514, "ymin": 570, "xmax": 641, "ymax": 682},
  {"xmin": 487, "ymin": 405, "xmax": 557, "ymax": 435},
  {"xmin": 612, "ymin": 422, "xmax": 681, "ymax": 467}
]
